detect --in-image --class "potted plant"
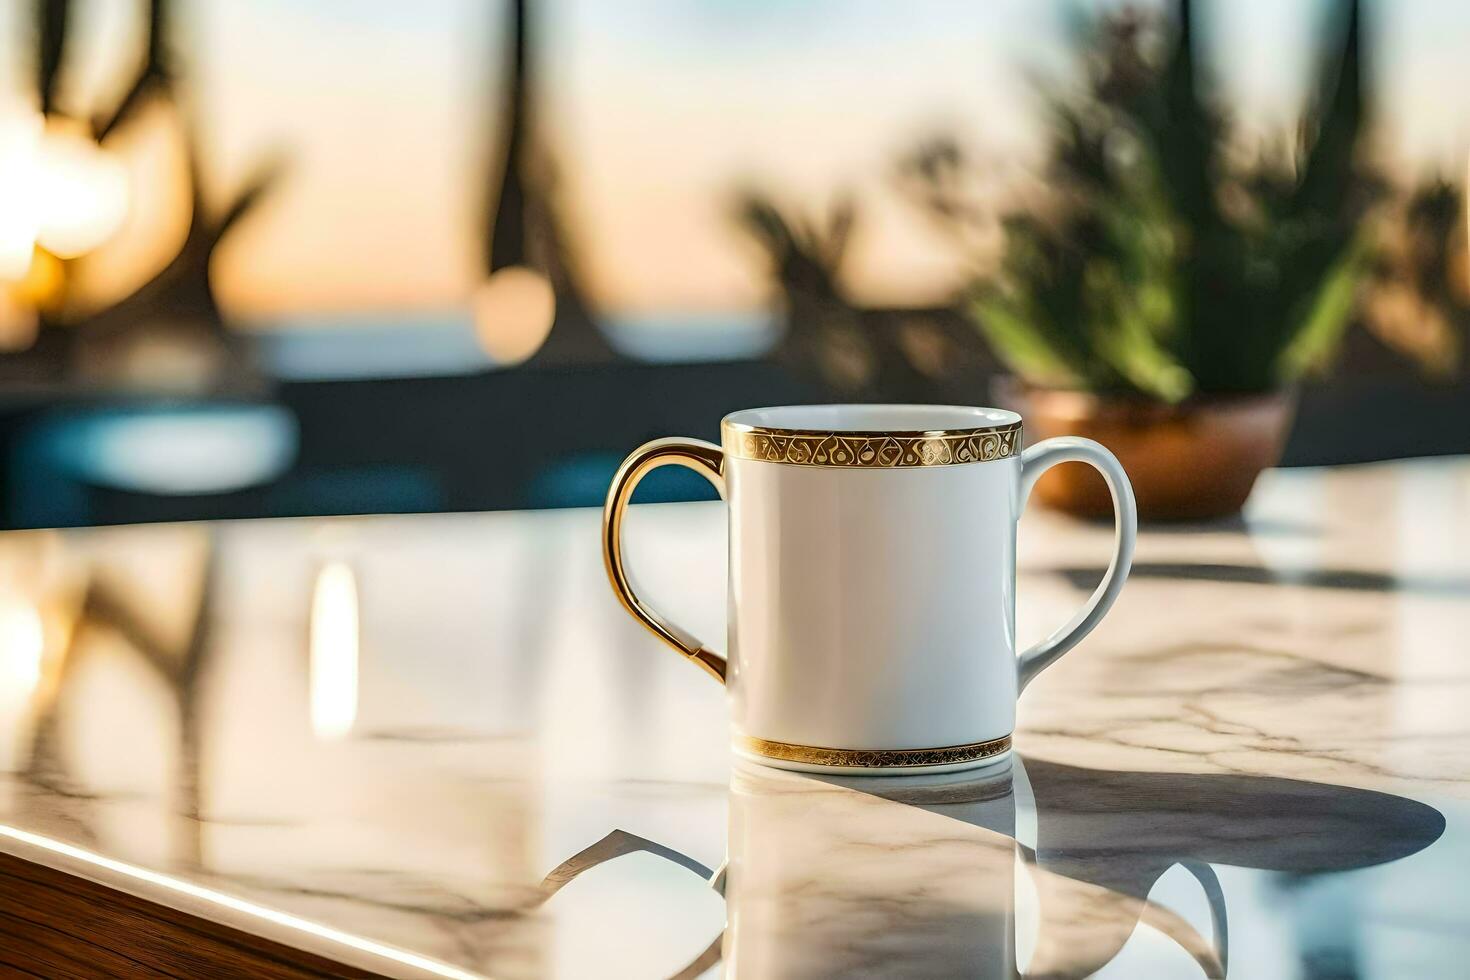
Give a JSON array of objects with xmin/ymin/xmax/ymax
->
[{"xmin": 906, "ymin": 0, "xmax": 1387, "ymax": 519}]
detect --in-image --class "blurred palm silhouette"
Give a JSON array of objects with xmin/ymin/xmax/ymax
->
[
  {"xmin": 14, "ymin": 0, "xmax": 283, "ymax": 393},
  {"xmin": 735, "ymin": 191, "xmax": 990, "ymax": 401},
  {"xmin": 480, "ymin": 0, "xmax": 615, "ymax": 366}
]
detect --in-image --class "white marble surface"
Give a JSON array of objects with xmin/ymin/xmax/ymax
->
[{"xmin": 0, "ymin": 458, "xmax": 1468, "ymax": 977}]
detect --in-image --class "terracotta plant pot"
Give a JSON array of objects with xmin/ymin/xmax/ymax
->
[{"xmin": 1006, "ymin": 385, "xmax": 1295, "ymax": 521}]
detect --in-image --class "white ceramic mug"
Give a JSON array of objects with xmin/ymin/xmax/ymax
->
[{"xmin": 602, "ymin": 405, "xmax": 1136, "ymax": 774}]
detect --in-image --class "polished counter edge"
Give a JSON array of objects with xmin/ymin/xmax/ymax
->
[{"xmin": 0, "ymin": 824, "xmax": 480, "ymax": 980}]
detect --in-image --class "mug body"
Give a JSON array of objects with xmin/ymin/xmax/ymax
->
[{"xmin": 722, "ymin": 405, "xmax": 1022, "ymax": 773}]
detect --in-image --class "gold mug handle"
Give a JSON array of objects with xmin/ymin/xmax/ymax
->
[{"xmin": 601, "ymin": 438, "xmax": 728, "ymax": 685}]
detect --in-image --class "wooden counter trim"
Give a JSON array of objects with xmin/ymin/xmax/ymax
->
[{"xmin": 0, "ymin": 850, "xmax": 383, "ymax": 979}]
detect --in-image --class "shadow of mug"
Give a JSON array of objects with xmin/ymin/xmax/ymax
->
[{"xmin": 1015, "ymin": 757, "xmax": 1446, "ymax": 977}]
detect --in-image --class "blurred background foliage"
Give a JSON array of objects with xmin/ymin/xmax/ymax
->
[
  {"xmin": 899, "ymin": 0, "xmax": 1465, "ymax": 402},
  {"xmin": 735, "ymin": 192, "xmax": 991, "ymax": 402},
  {"xmin": 1361, "ymin": 179, "xmax": 1469, "ymax": 376}
]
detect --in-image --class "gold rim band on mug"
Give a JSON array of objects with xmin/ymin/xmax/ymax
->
[
  {"xmin": 736, "ymin": 733, "xmax": 1013, "ymax": 769},
  {"xmin": 721, "ymin": 419, "xmax": 1021, "ymax": 468}
]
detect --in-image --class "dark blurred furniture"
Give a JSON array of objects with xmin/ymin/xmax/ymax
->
[
  {"xmin": 0, "ymin": 355, "xmax": 815, "ymax": 529},
  {"xmin": 1, "ymin": 337, "xmax": 1467, "ymax": 530}
]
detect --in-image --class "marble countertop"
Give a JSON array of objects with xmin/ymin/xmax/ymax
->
[{"xmin": 0, "ymin": 458, "xmax": 1467, "ymax": 978}]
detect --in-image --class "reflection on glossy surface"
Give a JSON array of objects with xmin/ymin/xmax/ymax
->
[
  {"xmin": 727, "ymin": 762, "xmax": 1020, "ymax": 978},
  {"xmin": 0, "ymin": 598, "xmax": 43, "ymax": 695},
  {"xmin": 0, "ymin": 530, "xmax": 82, "ymax": 774},
  {"xmin": 0, "ymin": 597, "xmax": 43, "ymax": 777},
  {"xmin": 310, "ymin": 560, "xmax": 359, "ymax": 740},
  {"xmin": 0, "ymin": 460, "xmax": 1467, "ymax": 976}
]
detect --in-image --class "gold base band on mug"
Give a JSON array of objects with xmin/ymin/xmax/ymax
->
[{"xmin": 736, "ymin": 733, "xmax": 1013, "ymax": 769}]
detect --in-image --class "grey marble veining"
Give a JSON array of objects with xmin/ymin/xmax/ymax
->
[{"xmin": 0, "ymin": 458, "xmax": 1468, "ymax": 977}]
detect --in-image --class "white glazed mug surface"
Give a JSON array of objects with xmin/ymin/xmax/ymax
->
[{"xmin": 603, "ymin": 405, "xmax": 1136, "ymax": 774}]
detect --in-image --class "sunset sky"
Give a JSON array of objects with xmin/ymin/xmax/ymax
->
[{"xmin": 4, "ymin": 0, "xmax": 1469, "ymax": 324}]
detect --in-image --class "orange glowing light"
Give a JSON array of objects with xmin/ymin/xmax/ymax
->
[
  {"xmin": 0, "ymin": 107, "xmax": 42, "ymax": 280},
  {"xmin": 35, "ymin": 117, "xmax": 130, "ymax": 260},
  {"xmin": 472, "ymin": 265, "xmax": 556, "ymax": 364},
  {"xmin": 0, "ymin": 109, "xmax": 129, "ymax": 280}
]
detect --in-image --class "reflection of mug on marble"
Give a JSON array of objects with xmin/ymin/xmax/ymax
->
[
  {"xmin": 603, "ymin": 405, "xmax": 1136, "ymax": 773},
  {"xmin": 725, "ymin": 762, "xmax": 1021, "ymax": 978}
]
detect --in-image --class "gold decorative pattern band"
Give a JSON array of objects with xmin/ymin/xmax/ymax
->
[
  {"xmin": 722, "ymin": 421, "xmax": 1021, "ymax": 468},
  {"xmin": 737, "ymin": 733, "xmax": 1013, "ymax": 768}
]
